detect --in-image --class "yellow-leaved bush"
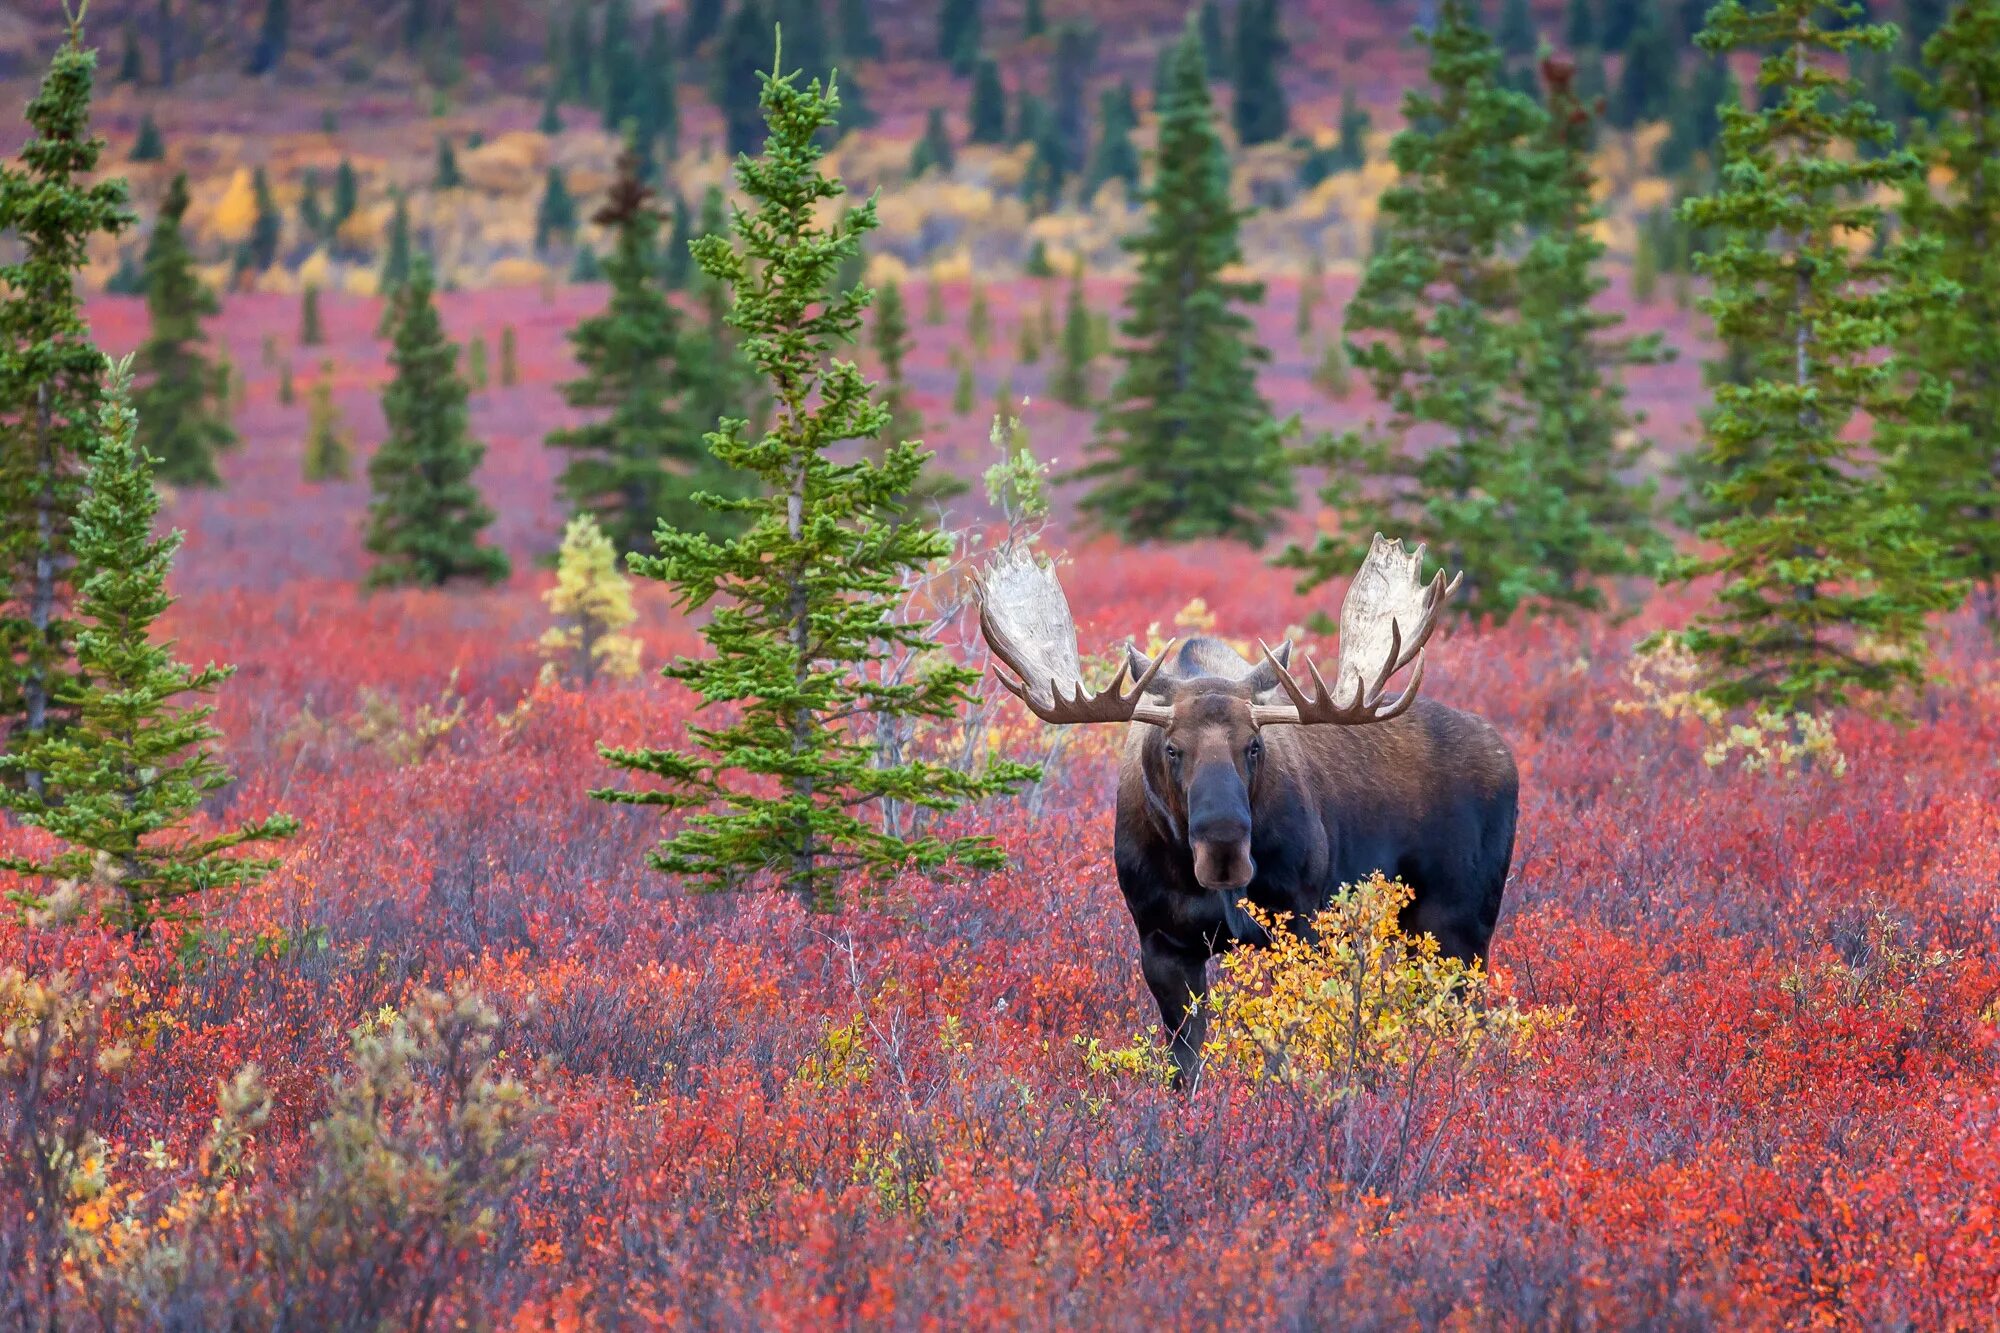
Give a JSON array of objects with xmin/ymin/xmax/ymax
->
[
  {"xmin": 537, "ymin": 514, "xmax": 641, "ymax": 684},
  {"xmin": 1199, "ymin": 873, "xmax": 1554, "ymax": 1102}
]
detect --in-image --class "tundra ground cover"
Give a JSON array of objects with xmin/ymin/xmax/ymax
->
[{"xmin": 4, "ymin": 287, "xmax": 1997, "ymax": 1327}]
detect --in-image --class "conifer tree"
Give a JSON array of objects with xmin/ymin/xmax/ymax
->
[
  {"xmin": 910, "ymin": 107, "xmax": 956, "ymax": 176},
  {"xmin": 247, "ymin": 166, "xmax": 282, "ymax": 272},
  {"xmin": 0, "ymin": 14, "xmax": 132, "ymax": 797},
  {"xmin": 1025, "ymin": 0, "xmax": 1047, "ymax": 38},
  {"xmin": 435, "ymin": 136, "xmax": 461, "ymax": 188},
  {"xmin": 596, "ymin": 51, "xmax": 1031, "ymax": 906},
  {"xmin": 968, "ymin": 56, "xmax": 1008, "ymax": 143},
  {"xmin": 1282, "ymin": 0, "xmax": 1554, "ymax": 619},
  {"xmin": 382, "ymin": 192, "xmax": 414, "ymax": 291},
  {"xmin": 1232, "ymin": 0, "xmax": 1290, "ymax": 146},
  {"xmin": 302, "ymin": 364, "xmax": 350, "ymax": 482},
  {"xmin": 685, "ymin": 0, "xmax": 726, "ymax": 51},
  {"xmin": 1611, "ymin": 1, "xmax": 1677, "ymax": 127},
  {"xmin": 1566, "ymin": 0, "xmax": 1597, "ymax": 47},
  {"xmin": 1049, "ymin": 262, "xmax": 1094, "ymax": 407},
  {"xmin": 1664, "ymin": 0, "xmax": 1957, "ymax": 714},
  {"xmin": 248, "ymin": 0, "xmax": 289, "ymax": 75},
  {"xmin": 1198, "ymin": 0, "xmax": 1228, "ymax": 77},
  {"xmin": 131, "ymin": 110, "xmax": 165, "ymax": 162},
  {"xmin": 774, "ymin": 0, "xmax": 833, "ymax": 91},
  {"xmin": 364, "ymin": 260, "xmax": 509, "ymax": 588},
  {"xmin": 1336, "ymin": 86, "xmax": 1371, "ymax": 167},
  {"xmin": 715, "ymin": 0, "xmax": 773, "ymax": 156},
  {"xmin": 500, "ymin": 324, "xmax": 519, "ymax": 387},
  {"xmin": 1, "ymin": 361, "xmax": 295, "ymax": 935},
  {"xmin": 550, "ymin": 145, "xmax": 745, "ymax": 553},
  {"xmin": 117, "ymin": 24, "xmax": 143, "ymax": 83},
  {"xmin": 1891, "ymin": 0, "xmax": 2000, "ymax": 615},
  {"xmin": 1074, "ymin": 21, "xmax": 1295, "ymax": 544},
  {"xmin": 633, "ymin": 14, "xmax": 681, "ymax": 162},
  {"xmin": 331, "ymin": 158, "xmax": 359, "ymax": 232},
  {"xmin": 535, "ymin": 166, "xmax": 577, "ymax": 253},
  {"xmin": 872, "ymin": 280, "xmax": 922, "ymax": 449},
  {"xmin": 940, "ymin": 0, "xmax": 983, "ymax": 70},
  {"xmin": 1501, "ymin": 0, "xmax": 1540, "ymax": 54},
  {"xmin": 537, "ymin": 513, "xmax": 642, "ymax": 684},
  {"xmin": 838, "ymin": 0, "xmax": 882, "ymax": 57},
  {"xmin": 1085, "ymin": 82, "xmax": 1141, "ymax": 197},
  {"xmin": 1515, "ymin": 56, "xmax": 1667, "ymax": 608},
  {"xmin": 951, "ymin": 355, "xmax": 975, "ymax": 414},
  {"xmin": 134, "ymin": 175, "xmax": 234, "ymax": 488},
  {"xmin": 968, "ymin": 281, "xmax": 992, "ymax": 353},
  {"xmin": 300, "ymin": 283, "xmax": 324, "ymax": 345},
  {"xmin": 1051, "ymin": 22, "xmax": 1099, "ymax": 169},
  {"xmin": 599, "ymin": 0, "xmax": 642, "ymax": 130}
]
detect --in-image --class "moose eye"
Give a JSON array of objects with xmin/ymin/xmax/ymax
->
[
  {"xmin": 1163, "ymin": 743, "xmax": 1181, "ymax": 763},
  {"xmin": 1246, "ymin": 739, "xmax": 1262, "ymax": 762}
]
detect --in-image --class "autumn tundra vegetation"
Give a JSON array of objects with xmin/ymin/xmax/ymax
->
[{"xmin": 2, "ymin": 0, "xmax": 2000, "ymax": 1325}]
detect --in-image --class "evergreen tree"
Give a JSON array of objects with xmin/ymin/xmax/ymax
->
[
  {"xmin": 539, "ymin": 84, "xmax": 564, "ymax": 135},
  {"xmin": 715, "ymin": 0, "xmax": 774, "ymax": 157},
  {"xmin": 247, "ymin": 166, "xmax": 282, "ymax": 271},
  {"xmin": 599, "ymin": 0, "xmax": 642, "ymax": 130},
  {"xmin": 130, "ymin": 111, "xmax": 165, "ymax": 162},
  {"xmin": 1501, "ymin": 0, "xmax": 1540, "ymax": 54},
  {"xmin": 1566, "ymin": 0, "xmax": 1597, "ymax": 46},
  {"xmin": 1085, "ymin": 80, "xmax": 1141, "ymax": 197},
  {"xmin": 910, "ymin": 107, "xmax": 956, "ymax": 176},
  {"xmin": 299, "ymin": 283, "xmax": 324, "ymax": 346},
  {"xmin": 0, "ymin": 15, "xmax": 132, "ymax": 798},
  {"xmin": 661, "ymin": 190, "xmax": 695, "ymax": 289},
  {"xmin": 134, "ymin": 175, "xmax": 234, "ymax": 488},
  {"xmin": 435, "ymin": 135, "xmax": 461, "ymax": 188},
  {"xmin": 302, "ymin": 363, "xmax": 350, "ymax": 482},
  {"xmin": 940, "ymin": 0, "xmax": 983, "ymax": 70},
  {"xmin": 633, "ymin": 14, "xmax": 681, "ymax": 163},
  {"xmin": 1296, "ymin": 253, "xmax": 1325, "ymax": 339},
  {"xmin": 1665, "ymin": 0, "xmax": 1957, "ymax": 714},
  {"xmin": 1282, "ymin": 0, "xmax": 1555, "ymax": 620},
  {"xmin": 467, "ymin": 334, "xmax": 489, "ymax": 389},
  {"xmin": 775, "ymin": 0, "xmax": 833, "ymax": 90},
  {"xmin": 1662, "ymin": 52, "xmax": 1738, "ymax": 169},
  {"xmin": 1602, "ymin": 0, "xmax": 1642, "ymax": 47},
  {"xmin": 1049, "ymin": 262, "xmax": 1094, "ymax": 407},
  {"xmin": 1232, "ymin": 0, "xmax": 1291, "ymax": 145},
  {"xmin": 381, "ymin": 192, "xmax": 414, "ymax": 293},
  {"xmin": 1611, "ymin": 1, "xmax": 1677, "ymax": 127},
  {"xmin": 364, "ymin": 260, "xmax": 508, "ymax": 588},
  {"xmin": 951, "ymin": 355, "xmax": 975, "ymax": 413},
  {"xmin": 596, "ymin": 54, "xmax": 1031, "ymax": 906},
  {"xmin": 1073, "ymin": 21, "xmax": 1295, "ymax": 543},
  {"xmin": 968, "ymin": 281, "xmax": 991, "ymax": 353},
  {"xmin": 562, "ymin": 2, "xmax": 595, "ymax": 101},
  {"xmin": 248, "ymin": 0, "xmax": 289, "ymax": 75},
  {"xmin": 1515, "ymin": 56, "xmax": 1667, "ymax": 608},
  {"xmin": 872, "ymin": 281, "xmax": 922, "ymax": 449},
  {"xmin": 1051, "ymin": 22, "xmax": 1100, "ymax": 170},
  {"xmin": 500, "ymin": 325, "xmax": 519, "ymax": 387},
  {"xmin": 1888, "ymin": 0, "xmax": 2000, "ymax": 615},
  {"xmin": 968, "ymin": 56, "xmax": 1008, "ymax": 143},
  {"xmin": 331, "ymin": 158, "xmax": 359, "ymax": 232},
  {"xmin": 685, "ymin": 0, "xmax": 727, "ymax": 51},
  {"xmin": 1198, "ymin": 0, "xmax": 1229, "ymax": 77},
  {"xmin": 536, "ymin": 166, "xmax": 577, "ymax": 253},
  {"xmin": 838, "ymin": 0, "xmax": 882, "ymax": 57},
  {"xmin": 1025, "ymin": 0, "xmax": 1047, "ymax": 38},
  {"xmin": 157, "ymin": 0, "xmax": 177, "ymax": 88},
  {"xmin": 297, "ymin": 168, "xmax": 326, "ymax": 239},
  {"xmin": 117, "ymin": 24, "xmax": 144, "ymax": 84},
  {"xmin": 538, "ymin": 513, "xmax": 643, "ymax": 684},
  {"xmin": 1336, "ymin": 86, "xmax": 1371, "ymax": 167},
  {"xmin": 550, "ymin": 145, "xmax": 747, "ymax": 554},
  {"xmin": 1, "ymin": 361, "xmax": 295, "ymax": 934}
]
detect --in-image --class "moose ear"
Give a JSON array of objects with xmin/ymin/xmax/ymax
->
[
  {"xmin": 1243, "ymin": 640, "xmax": 1293, "ymax": 697},
  {"xmin": 1126, "ymin": 644, "xmax": 1172, "ymax": 697}
]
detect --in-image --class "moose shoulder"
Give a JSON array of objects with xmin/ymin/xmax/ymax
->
[{"xmin": 978, "ymin": 535, "xmax": 1518, "ymax": 1085}]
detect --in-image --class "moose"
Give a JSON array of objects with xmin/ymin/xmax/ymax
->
[{"xmin": 976, "ymin": 535, "xmax": 1518, "ymax": 1084}]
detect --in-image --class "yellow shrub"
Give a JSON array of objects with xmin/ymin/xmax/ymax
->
[
  {"xmin": 536, "ymin": 514, "xmax": 642, "ymax": 684},
  {"xmin": 1201, "ymin": 874, "xmax": 1550, "ymax": 1102},
  {"xmin": 208, "ymin": 167, "xmax": 259, "ymax": 246}
]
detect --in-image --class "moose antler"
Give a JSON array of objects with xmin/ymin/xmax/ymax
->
[
  {"xmin": 1250, "ymin": 534, "xmax": 1460, "ymax": 727},
  {"xmin": 975, "ymin": 547, "xmax": 1175, "ymax": 726}
]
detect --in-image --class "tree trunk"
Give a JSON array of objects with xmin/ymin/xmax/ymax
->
[
  {"xmin": 786, "ymin": 482, "xmax": 814, "ymax": 900},
  {"xmin": 24, "ymin": 383, "xmax": 55, "ymax": 800}
]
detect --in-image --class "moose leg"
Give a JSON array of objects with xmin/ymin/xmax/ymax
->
[{"xmin": 1139, "ymin": 932, "xmax": 1210, "ymax": 1088}]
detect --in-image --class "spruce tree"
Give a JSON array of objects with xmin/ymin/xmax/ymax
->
[
  {"xmin": 1085, "ymin": 82, "xmax": 1141, "ymax": 197},
  {"xmin": 872, "ymin": 281, "xmax": 922, "ymax": 449},
  {"xmin": 1051, "ymin": 22, "xmax": 1099, "ymax": 170},
  {"xmin": 1611, "ymin": 1, "xmax": 1677, "ymax": 127},
  {"xmin": 1501, "ymin": 0, "xmax": 1540, "ymax": 54},
  {"xmin": 550, "ymin": 144, "xmax": 746, "ymax": 554},
  {"xmin": 0, "ymin": 14, "xmax": 132, "ymax": 798},
  {"xmin": 1198, "ymin": 0, "xmax": 1228, "ymax": 77},
  {"xmin": 968, "ymin": 56, "xmax": 1008, "ymax": 143},
  {"xmin": 248, "ymin": 166, "xmax": 282, "ymax": 271},
  {"xmin": 599, "ymin": 0, "xmax": 642, "ymax": 130},
  {"xmin": 1891, "ymin": 0, "xmax": 2000, "ymax": 615},
  {"xmin": 131, "ymin": 110, "xmax": 165, "ymax": 162},
  {"xmin": 300, "ymin": 283, "xmax": 324, "ymax": 345},
  {"xmin": 1232, "ymin": 0, "xmax": 1290, "ymax": 146},
  {"xmin": 1665, "ymin": 0, "xmax": 1957, "ymax": 714},
  {"xmin": 248, "ymin": 0, "xmax": 289, "ymax": 75},
  {"xmin": 633, "ymin": 14, "xmax": 681, "ymax": 162},
  {"xmin": 364, "ymin": 260, "xmax": 509, "ymax": 588},
  {"xmin": 1025, "ymin": 0, "xmax": 1047, "ymax": 38},
  {"xmin": 331, "ymin": 158, "xmax": 359, "ymax": 232},
  {"xmin": 596, "ymin": 51, "xmax": 1031, "ymax": 906},
  {"xmin": 535, "ymin": 166, "xmax": 577, "ymax": 253},
  {"xmin": 1282, "ymin": 0, "xmax": 1554, "ymax": 619},
  {"xmin": 1336, "ymin": 87, "xmax": 1371, "ymax": 167},
  {"xmin": 1049, "ymin": 262, "xmax": 1094, "ymax": 407},
  {"xmin": 1515, "ymin": 56, "xmax": 1667, "ymax": 608},
  {"xmin": 1073, "ymin": 21, "xmax": 1295, "ymax": 544},
  {"xmin": 910, "ymin": 107, "xmax": 956, "ymax": 176},
  {"xmin": 838, "ymin": 0, "xmax": 882, "ymax": 57},
  {"xmin": 381, "ymin": 192, "xmax": 414, "ymax": 292},
  {"xmin": 298, "ymin": 168, "xmax": 326, "ymax": 239},
  {"xmin": 685, "ymin": 0, "xmax": 726, "ymax": 51},
  {"xmin": 1566, "ymin": 0, "xmax": 1597, "ymax": 47},
  {"xmin": 774, "ymin": 0, "xmax": 833, "ymax": 91},
  {"xmin": 0, "ymin": 361, "xmax": 295, "ymax": 936},
  {"xmin": 715, "ymin": 1, "xmax": 773, "ymax": 157},
  {"xmin": 302, "ymin": 364, "xmax": 350, "ymax": 482},
  {"xmin": 435, "ymin": 136, "xmax": 461, "ymax": 188},
  {"xmin": 500, "ymin": 325, "xmax": 519, "ymax": 387},
  {"xmin": 134, "ymin": 174, "xmax": 235, "ymax": 488},
  {"xmin": 940, "ymin": 0, "xmax": 983, "ymax": 70},
  {"xmin": 117, "ymin": 23, "xmax": 144, "ymax": 83}
]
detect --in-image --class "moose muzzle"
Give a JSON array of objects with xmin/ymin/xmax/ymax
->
[{"xmin": 1187, "ymin": 766, "xmax": 1255, "ymax": 892}]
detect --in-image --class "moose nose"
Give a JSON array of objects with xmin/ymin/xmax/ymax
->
[{"xmin": 1190, "ymin": 813, "xmax": 1249, "ymax": 845}]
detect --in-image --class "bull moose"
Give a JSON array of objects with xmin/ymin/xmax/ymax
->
[{"xmin": 976, "ymin": 535, "xmax": 1518, "ymax": 1084}]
